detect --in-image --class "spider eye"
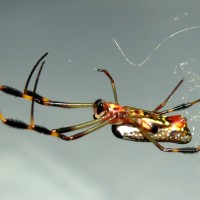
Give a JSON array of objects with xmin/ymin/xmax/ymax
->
[
  {"xmin": 93, "ymin": 99, "xmax": 109, "ymax": 119},
  {"xmin": 95, "ymin": 99, "xmax": 104, "ymax": 115}
]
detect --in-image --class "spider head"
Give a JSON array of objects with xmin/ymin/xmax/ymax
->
[{"xmin": 93, "ymin": 99, "xmax": 109, "ymax": 119}]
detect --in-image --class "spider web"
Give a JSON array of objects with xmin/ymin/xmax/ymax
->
[
  {"xmin": 173, "ymin": 60, "xmax": 200, "ymax": 140},
  {"xmin": 113, "ymin": 26, "xmax": 200, "ymax": 67},
  {"xmin": 113, "ymin": 25, "xmax": 200, "ymax": 118},
  {"xmin": 113, "ymin": 23, "xmax": 200, "ymax": 156}
]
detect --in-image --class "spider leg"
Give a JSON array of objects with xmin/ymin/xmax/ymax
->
[
  {"xmin": 151, "ymin": 78, "xmax": 200, "ymax": 114},
  {"xmin": 0, "ymin": 85, "xmax": 93, "ymax": 108},
  {"xmin": 51, "ymin": 118, "xmax": 104, "ymax": 133},
  {"xmin": 56, "ymin": 119, "xmax": 111, "ymax": 141},
  {"xmin": 159, "ymin": 98, "xmax": 200, "ymax": 114},
  {"xmin": 0, "ymin": 59, "xmax": 113, "ymax": 140},
  {"xmin": 96, "ymin": 69, "xmax": 119, "ymax": 104},
  {"xmin": 137, "ymin": 126, "xmax": 200, "ymax": 153},
  {"xmin": 153, "ymin": 79, "xmax": 184, "ymax": 111},
  {"xmin": 0, "ymin": 53, "xmax": 93, "ymax": 108},
  {"xmin": 30, "ymin": 60, "xmax": 45, "ymax": 126},
  {"xmin": 24, "ymin": 52, "xmax": 48, "ymax": 93},
  {"xmin": 0, "ymin": 112, "xmax": 111, "ymax": 140},
  {"xmin": 23, "ymin": 52, "xmax": 92, "ymax": 108}
]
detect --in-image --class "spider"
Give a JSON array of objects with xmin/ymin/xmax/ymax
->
[{"xmin": 0, "ymin": 53, "xmax": 200, "ymax": 153}]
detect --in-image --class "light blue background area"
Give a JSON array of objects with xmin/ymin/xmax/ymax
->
[{"xmin": 0, "ymin": 1, "xmax": 200, "ymax": 200}]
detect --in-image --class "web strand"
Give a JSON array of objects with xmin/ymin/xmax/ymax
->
[{"xmin": 113, "ymin": 26, "xmax": 200, "ymax": 67}]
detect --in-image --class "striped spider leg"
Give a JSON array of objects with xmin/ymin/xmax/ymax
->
[
  {"xmin": 1, "ymin": 53, "xmax": 200, "ymax": 153},
  {"xmin": 0, "ymin": 54, "xmax": 114, "ymax": 140}
]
